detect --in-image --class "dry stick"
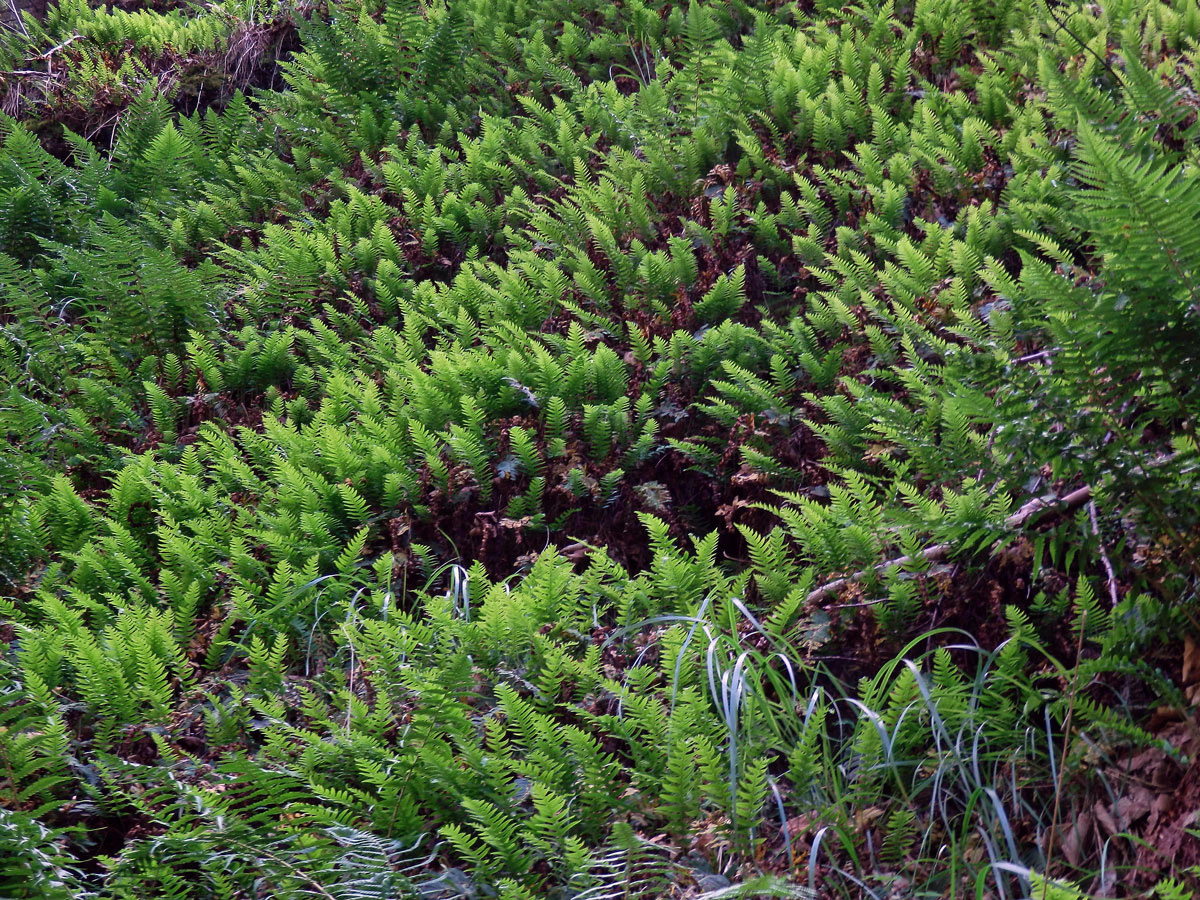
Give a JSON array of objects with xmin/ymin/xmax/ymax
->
[
  {"xmin": 36, "ymin": 34, "xmax": 81, "ymax": 59},
  {"xmin": 36, "ymin": 33, "xmax": 81, "ymax": 77},
  {"xmin": 1088, "ymin": 499, "xmax": 1120, "ymax": 608},
  {"xmin": 3, "ymin": 0, "xmax": 28, "ymax": 37},
  {"xmin": 807, "ymin": 450, "xmax": 1187, "ymax": 605},
  {"xmin": 807, "ymin": 485, "xmax": 1095, "ymax": 605}
]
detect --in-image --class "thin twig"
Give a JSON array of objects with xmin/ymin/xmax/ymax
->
[
  {"xmin": 36, "ymin": 33, "xmax": 81, "ymax": 59},
  {"xmin": 3, "ymin": 0, "xmax": 28, "ymax": 37},
  {"xmin": 1040, "ymin": 0, "xmax": 1124, "ymax": 87},
  {"xmin": 1088, "ymin": 500, "xmax": 1120, "ymax": 608},
  {"xmin": 1009, "ymin": 349, "xmax": 1058, "ymax": 365}
]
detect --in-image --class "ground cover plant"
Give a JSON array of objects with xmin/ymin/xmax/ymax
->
[{"xmin": 2, "ymin": 0, "xmax": 1200, "ymax": 895}]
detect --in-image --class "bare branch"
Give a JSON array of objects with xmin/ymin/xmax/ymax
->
[
  {"xmin": 1088, "ymin": 499, "xmax": 1120, "ymax": 608},
  {"xmin": 807, "ymin": 484, "xmax": 1094, "ymax": 605}
]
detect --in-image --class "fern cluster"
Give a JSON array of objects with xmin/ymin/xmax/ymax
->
[{"xmin": 2, "ymin": 0, "xmax": 1199, "ymax": 894}]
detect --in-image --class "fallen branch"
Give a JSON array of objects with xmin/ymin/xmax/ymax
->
[
  {"xmin": 808, "ymin": 450, "xmax": 1193, "ymax": 605},
  {"xmin": 806, "ymin": 484, "xmax": 1093, "ymax": 605}
]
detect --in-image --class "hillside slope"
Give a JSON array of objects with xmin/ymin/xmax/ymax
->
[{"xmin": 2, "ymin": 0, "xmax": 1200, "ymax": 896}]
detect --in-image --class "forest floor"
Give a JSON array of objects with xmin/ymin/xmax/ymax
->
[{"xmin": 2, "ymin": 0, "xmax": 1200, "ymax": 897}]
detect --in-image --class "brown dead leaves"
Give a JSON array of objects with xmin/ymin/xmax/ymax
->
[{"xmin": 1055, "ymin": 701, "xmax": 1200, "ymax": 889}]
